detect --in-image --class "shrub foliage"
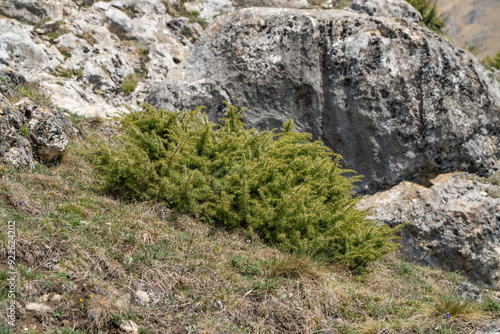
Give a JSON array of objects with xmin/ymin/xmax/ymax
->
[
  {"xmin": 91, "ymin": 103, "xmax": 400, "ymax": 270},
  {"xmin": 484, "ymin": 51, "xmax": 500, "ymax": 70},
  {"xmin": 405, "ymin": 0, "xmax": 447, "ymax": 34}
]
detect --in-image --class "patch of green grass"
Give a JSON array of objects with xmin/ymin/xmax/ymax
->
[
  {"xmin": 119, "ymin": 73, "xmax": 144, "ymax": 95},
  {"xmin": 50, "ymin": 66, "xmax": 82, "ymax": 79},
  {"xmin": 0, "ymin": 324, "xmax": 11, "ymax": 334},
  {"xmin": 164, "ymin": 0, "xmax": 208, "ymax": 28},
  {"xmin": 45, "ymin": 22, "xmax": 68, "ymax": 42},
  {"xmin": 123, "ymin": 6, "xmax": 136, "ymax": 18},
  {"xmin": 482, "ymin": 296, "xmax": 500, "ymax": 312},
  {"xmin": 34, "ymin": 17, "xmax": 52, "ymax": 30},
  {"xmin": 431, "ymin": 291, "xmax": 483, "ymax": 320},
  {"xmin": 18, "ymin": 125, "xmax": 30, "ymax": 137},
  {"xmin": 8, "ymin": 81, "xmax": 52, "ymax": 108}
]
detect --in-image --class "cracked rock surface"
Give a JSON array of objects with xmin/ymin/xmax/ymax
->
[
  {"xmin": 147, "ymin": 8, "xmax": 500, "ymax": 193},
  {"xmin": 359, "ymin": 172, "xmax": 500, "ymax": 288}
]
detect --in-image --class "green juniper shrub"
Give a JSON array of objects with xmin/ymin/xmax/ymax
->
[
  {"xmin": 405, "ymin": 0, "xmax": 447, "ymax": 34},
  {"xmin": 90, "ymin": 103, "xmax": 401, "ymax": 271}
]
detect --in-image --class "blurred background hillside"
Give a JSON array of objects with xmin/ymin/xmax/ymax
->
[{"xmin": 438, "ymin": 0, "xmax": 500, "ymax": 58}]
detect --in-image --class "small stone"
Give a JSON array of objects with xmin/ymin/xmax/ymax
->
[
  {"xmin": 25, "ymin": 302, "xmax": 53, "ymax": 312},
  {"xmin": 119, "ymin": 320, "xmax": 139, "ymax": 333},
  {"xmin": 51, "ymin": 294, "xmax": 62, "ymax": 302},
  {"xmin": 114, "ymin": 294, "xmax": 130, "ymax": 309},
  {"xmin": 213, "ymin": 300, "xmax": 223, "ymax": 310},
  {"xmin": 39, "ymin": 294, "xmax": 50, "ymax": 303},
  {"xmin": 135, "ymin": 290, "xmax": 149, "ymax": 303}
]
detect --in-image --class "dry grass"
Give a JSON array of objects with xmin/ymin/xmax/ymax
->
[{"xmin": 0, "ymin": 121, "xmax": 498, "ymax": 333}]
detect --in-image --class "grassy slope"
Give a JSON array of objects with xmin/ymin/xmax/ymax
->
[{"xmin": 0, "ymin": 119, "xmax": 497, "ymax": 334}]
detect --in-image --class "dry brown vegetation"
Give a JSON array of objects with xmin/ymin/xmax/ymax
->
[{"xmin": 0, "ymin": 120, "xmax": 498, "ymax": 333}]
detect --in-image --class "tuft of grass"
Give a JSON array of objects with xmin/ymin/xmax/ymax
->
[
  {"xmin": 482, "ymin": 296, "xmax": 500, "ymax": 312},
  {"xmin": 8, "ymin": 81, "xmax": 52, "ymax": 108},
  {"xmin": 45, "ymin": 21, "xmax": 68, "ymax": 42},
  {"xmin": 18, "ymin": 125, "xmax": 30, "ymax": 137},
  {"xmin": 34, "ymin": 16, "xmax": 52, "ymax": 30},
  {"xmin": 50, "ymin": 67, "xmax": 83, "ymax": 79},
  {"xmin": 119, "ymin": 73, "xmax": 144, "ymax": 95},
  {"xmin": 163, "ymin": 0, "xmax": 208, "ymax": 28},
  {"xmin": 77, "ymin": 31, "xmax": 97, "ymax": 45},
  {"xmin": 268, "ymin": 253, "xmax": 327, "ymax": 279},
  {"xmin": 430, "ymin": 291, "xmax": 485, "ymax": 321}
]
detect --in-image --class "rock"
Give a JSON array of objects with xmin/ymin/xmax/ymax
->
[
  {"xmin": 39, "ymin": 293, "xmax": 62, "ymax": 303},
  {"xmin": 114, "ymin": 294, "xmax": 130, "ymax": 308},
  {"xmin": 51, "ymin": 294, "xmax": 62, "ymax": 302},
  {"xmin": 181, "ymin": 0, "xmax": 310, "ymax": 21},
  {"xmin": 0, "ymin": 19, "xmax": 61, "ymax": 76},
  {"xmin": 147, "ymin": 8, "xmax": 500, "ymax": 193},
  {"xmin": 213, "ymin": 300, "xmax": 223, "ymax": 309},
  {"xmin": 456, "ymin": 282, "xmax": 484, "ymax": 301},
  {"xmin": 120, "ymin": 320, "xmax": 139, "ymax": 333},
  {"xmin": 0, "ymin": 69, "xmax": 70, "ymax": 165},
  {"xmin": 358, "ymin": 172, "xmax": 500, "ymax": 288},
  {"xmin": 351, "ymin": 0, "xmax": 422, "ymax": 23},
  {"xmin": 25, "ymin": 302, "xmax": 53, "ymax": 313},
  {"xmin": 0, "ymin": 0, "xmax": 193, "ymax": 117},
  {"xmin": 105, "ymin": 7, "xmax": 133, "ymax": 37},
  {"xmin": 0, "ymin": 0, "xmax": 78, "ymax": 25},
  {"xmin": 477, "ymin": 321, "xmax": 500, "ymax": 334},
  {"xmin": 15, "ymin": 98, "xmax": 69, "ymax": 162},
  {"xmin": 135, "ymin": 290, "xmax": 150, "ymax": 303},
  {"xmin": 231, "ymin": 0, "xmax": 309, "ymax": 9}
]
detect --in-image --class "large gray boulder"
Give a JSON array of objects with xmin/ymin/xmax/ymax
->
[
  {"xmin": 351, "ymin": 0, "xmax": 422, "ymax": 23},
  {"xmin": 358, "ymin": 172, "xmax": 500, "ymax": 289},
  {"xmin": 0, "ymin": 0, "xmax": 78, "ymax": 25},
  {"xmin": 146, "ymin": 8, "xmax": 500, "ymax": 193},
  {"xmin": 0, "ymin": 0, "xmax": 194, "ymax": 117},
  {"xmin": 0, "ymin": 20, "xmax": 62, "ymax": 74}
]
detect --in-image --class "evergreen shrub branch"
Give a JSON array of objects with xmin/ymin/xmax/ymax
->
[{"xmin": 90, "ymin": 103, "xmax": 401, "ymax": 271}]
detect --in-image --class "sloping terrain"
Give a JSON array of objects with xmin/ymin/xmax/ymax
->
[
  {"xmin": 0, "ymin": 108, "xmax": 498, "ymax": 333},
  {"xmin": 438, "ymin": 0, "xmax": 500, "ymax": 58}
]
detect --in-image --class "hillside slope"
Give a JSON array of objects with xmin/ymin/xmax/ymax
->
[{"xmin": 438, "ymin": 0, "xmax": 500, "ymax": 58}]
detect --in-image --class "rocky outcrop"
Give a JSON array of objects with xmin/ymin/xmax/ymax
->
[
  {"xmin": 181, "ymin": 0, "xmax": 310, "ymax": 20},
  {"xmin": 0, "ymin": 0, "xmax": 196, "ymax": 117},
  {"xmin": 358, "ymin": 172, "xmax": 500, "ymax": 288},
  {"xmin": 0, "ymin": 69, "xmax": 71, "ymax": 166},
  {"xmin": 0, "ymin": 0, "xmax": 78, "ymax": 25},
  {"xmin": 351, "ymin": 0, "xmax": 422, "ymax": 23},
  {"xmin": 0, "ymin": 20, "xmax": 62, "ymax": 74},
  {"xmin": 146, "ymin": 8, "xmax": 500, "ymax": 193}
]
